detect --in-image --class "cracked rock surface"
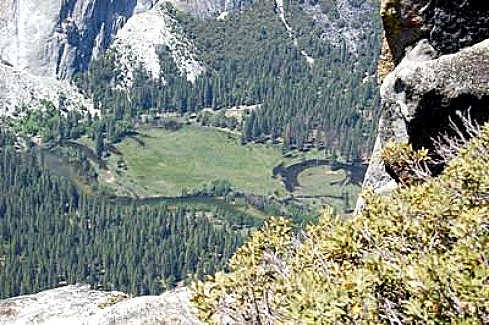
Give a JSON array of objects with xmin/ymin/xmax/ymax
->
[
  {"xmin": 357, "ymin": 38, "xmax": 489, "ymax": 211},
  {"xmin": 0, "ymin": 284, "xmax": 201, "ymax": 325},
  {"xmin": 0, "ymin": 0, "xmax": 158, "ymax": 79}
]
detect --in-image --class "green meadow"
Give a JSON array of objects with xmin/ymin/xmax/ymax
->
[{"xmin": 108, "ymin": 126, "xmax": 287, "ymax": 197}]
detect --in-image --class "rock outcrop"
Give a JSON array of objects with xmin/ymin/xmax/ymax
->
[
  {"xmin": 0, "ymin": 62, "xmax": 96, "ymax": 116},
  {"xmin": 301, "ymin": 0, "xmax": 379, "ymax": 55},
  {"xmin": 0, "ymin": 0, "xmax": 158, "ymax": 79},
  {"xmin": 0, "ymin": 0, "xmax": 253, "ymax": 80},
  {"xmin": 0, "ymin": 284, "xmax": 201, "ymax": 324},
  {"xmin": 166, "ymin": 0, "xmax": 253, "ymax": 18},
  {"xmin": 378, "ymin": 0, "xmax": 489, "ymax": 81},
  {"xmin": 0, "ymin": 0, "xmax": 158, "ymax": 114},
  {"xmin": 358, "ymin": 0, "xmax": 489, "ymax": 211},
  {"xmin": 0, "ymin": 0, "xmax": 250, "ymax": 114},
  {"xmin": 111, "ymin": 2, "xmax": 204, "ymax": 87}
]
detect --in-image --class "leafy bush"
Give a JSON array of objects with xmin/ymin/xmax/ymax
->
[
  {"xmin": 380, "ymin": 141, "xmax": 431, "ymax": 185},
  {"xmin": 191, "ymin": 123, "xmax": 489, "ymax": 324}
]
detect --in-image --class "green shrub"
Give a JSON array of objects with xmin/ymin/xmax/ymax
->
[{"xmin": 191, "ymin": 123, "xmax": 489, "ymax": 324}]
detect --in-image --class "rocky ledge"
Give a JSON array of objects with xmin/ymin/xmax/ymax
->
[
  {"xmin": 358, "ymin": 38, "xmax": 489, "ymax": 211},
  {"xmin": 0, "ymin": 284, "xmax": 200, "ymax": 325}
]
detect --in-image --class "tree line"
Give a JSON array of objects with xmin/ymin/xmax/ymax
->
[
  {"xmin": 74, "ymin": 0, "xmax": 381, "ymax": 160},
  {"xmin": 0, "ymin": 132, "xmax": 244, "ymax": 298}
]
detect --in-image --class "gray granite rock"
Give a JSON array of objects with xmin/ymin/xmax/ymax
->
[
  {"xmin": 356, "ymin": 38, "xmax": 489, "ymax": 212},
  {"xmin": 0, "ymin": 284, "xmax": 201, "ymax": 325},
  {"xmin": 0, "ymin": 0, "xmax": 159, "ymax": 79},
  {"xmin": 0, "ymin": 62, "xmax": 96, "ymax": 116},
  {"xmin": 0, "ymin": 0, "xmax": 254, "ymax": 80},
  {"xmin": 381, "ymin": 0, "xmax": 489, "ymax": 66}
]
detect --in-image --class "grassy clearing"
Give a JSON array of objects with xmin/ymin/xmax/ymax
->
[
  {"xmin": 102, "ymin": 125, "xmax": 363, "ymax": 215},
  {"xmin": 108, "ymin": 126, "xmax": 287, "ymax": 197},
  {"xmin": 296, "ymin": 165, "xmax": 347, "ymax": 197},
  {"xmin": 294, "ymin": 165, "xmax": 362, "ymax": 214}
]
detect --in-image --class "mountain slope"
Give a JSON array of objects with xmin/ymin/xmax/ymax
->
[
  {"xmin": 0, "ymin": 63, "xmax": 96, "ymax": 117},
  {"xmin": 110, "ymin": 2, "xmax": 204, "ymax": 88},
  {"xmin": 78, "ymin": 0, "xmax": 381, "ymax": 159},
  {"xmin": 190, "ymin": 1, "xmax": 489, "ymax": 323},
  {"xmin": 0, "ymin": 0, "xmax": 158, "ymax": 79},
  {"xmin": 193, "ymin": 121, "xmax": 489, "ymax": 323}
]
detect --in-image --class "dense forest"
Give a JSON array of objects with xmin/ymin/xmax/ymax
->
[
  {"xmin": 74, "ymin": 0, "xmax": 381, "ymax": 160},
  {"xmin": 0, "ymin": 132, "xmax": 245, "ymax": 299},
  {"xmin": 0, "ymin": 0, "xmax": 381, "ymax": 300}
]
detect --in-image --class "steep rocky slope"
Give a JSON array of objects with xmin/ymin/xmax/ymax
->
[
  {"xmin": 378, "ymin": 0, "xmax": 489, "ymax": 80},
  {"xmin": 0, "ymin": 0, "xmax": 248, "ymax": 116},
  {"xmin": 190, "ymin": 1, "xmax": 489, "ymax": 322},
  {"xmin": 0, "ymin": 0, "xmax": 253, "ymax": 80},
  {"xmin": 0, "ymin": 63, "xmax": 96, "ymax": 116},
  {"xmin": 358, "ymin": 0, "xmax": 489, "ymax": 209},
  {"xmin": 111, "ymin": 2, "xmax": 204, "ymax": 87},
  {"xmin": 0, "ymin": 285, "xmax": 200, "ymax": 324},
  {"xmin": 361, "ymin": 39, "xmax": 489, "ymax": 197},
  {"xmin": 0, "ymin": 0, "xmax": 157, "ymax": 115},
  {"xmin": 0, "ymin": 0, "xmax": 158, "ymax": 79},
  {"xmin": 300, "ymin": 0, "xmax": 378, "ymax": 55}
]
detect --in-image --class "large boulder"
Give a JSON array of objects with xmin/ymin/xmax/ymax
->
[
  {"xmin": 358, "ymin": 38, "xmax": 489, "ymax": 211},
  {"xmin": 357, "ymin": 0, "xmax": 489, "ymax": 212},
  {"xmin": 378, "ymin": 0, "xmax": 489, "ymax": 81}
]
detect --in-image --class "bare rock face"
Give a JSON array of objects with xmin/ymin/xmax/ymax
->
[
  {"xmin": 356, "ymin": 0, "xmax": 489, "ymax": 212},
  {"xmin": 0, "ymin": 0, "xmax": 254, "ymax": 80},
  {"xmin": 0, "ymin": 284, "xmax": 201, "ymax": 325},
  {"xmin": 0, "ymin": 0, "xmax": 158, "ymax": 80},
  {"xmin": 301, "ymin": 0, "xmax": 379, "ymax": 55},
  {"xmin": 166, "ymin": 0, "xmax": 253, "ymax": 18},
  {"xmin": 0, "ymin": 62, "xmax": 96, "ymax": 116},
  {"xmin": 357, "ymin": 39, "xmax": 489, "ymax": 211},
  {"xmin": 378, "ymin": 0, "xmax": 489, "ymax": 81},
  {"xmin": 111, "ymin": 2, "xmax": 204, "ymax": 88},
  {"xmin": 0, "ymin": 0, "xmax": 248, "ymax": 113}
]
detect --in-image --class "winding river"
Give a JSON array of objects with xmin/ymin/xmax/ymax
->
[
  {"xmin": 40, "ymin": 145, "xmax": 266, "ymax": 219},
  {"xmin": 41, "ymin": 140, "xmax": 365, "ymax": 218},
  {"xmin": 273, "ymin": 159, "xmax": 367, "ymax": 192}
]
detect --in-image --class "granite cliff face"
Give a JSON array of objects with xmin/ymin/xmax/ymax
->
[
  {"xmin": 0, "ymin": 0, "xmax": 250, "ymax": 114},
  {"xmin": 0, "ymin": 0, "xmax": 253, "ymax": 80},
  {"xmin": 378, "ymin": 0, "xmax": 489, "ymax": 81},
  {"xmin": 301, "ymin": 0, "xmax": 379, "ymax": 55},
  {"xmin": 111, "ymin": 2, "xmax": 205, "ymax": 88},
  {"xmin": 358, "ymin": 0, "xmax": 489, "ymax": 210},
  {"xmin": 0, "ymin": 0, "xmax": 158, "ymax": 115},
  {"xmin": 0, "ymin": 0, "xmax": 158, "ymax": 79}
]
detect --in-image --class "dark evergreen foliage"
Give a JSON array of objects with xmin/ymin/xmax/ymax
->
[
  {"xmin": 0, "ymin": 134, "xmax": 243, "ymax": 298},
  {"xmin": 74, "ymin": 0, "xmax": 381, "ymax": 160}
]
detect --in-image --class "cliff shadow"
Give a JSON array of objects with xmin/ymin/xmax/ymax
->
[{"xmin": 406, "ymin": 91, "xmax": 489, "ymax": 177}]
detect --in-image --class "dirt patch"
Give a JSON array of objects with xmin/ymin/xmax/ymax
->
[
  {"xmin": 97, "ymin": 294, "xmax": 128, "ymax": 309},
  {"xmin": 224, "ymin": 104, "xmax": 262, "ymax": 122}
]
